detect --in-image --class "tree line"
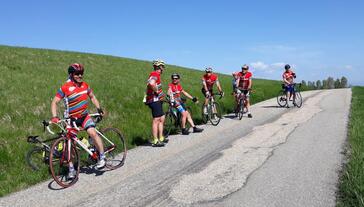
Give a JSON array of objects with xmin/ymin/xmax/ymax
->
[{"xmin": 301, "ymin": 76, "xmax": 349, "ymax": 90}]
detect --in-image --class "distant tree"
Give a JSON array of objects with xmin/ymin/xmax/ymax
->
[
  {"xmin": 327, "ymin": 77, "xmax": 335, "ymax": 89},
  {"xmin": 334, "ymin": 78, "xmax": 341, "ymax": 88},
  {"xmin": 340, "ymin": 76, "xmax": 348, "ymax": 88},
  {"xmin": 316, "ymin": 80, "xmax": 322, "ymax": 89},
  {"xmin": 301, "ymin": 80, "xmax": 307, "ymax": 87},
  {"xmin": 322, "ymin": 79, "xmax": 328, "ymax": 89}
]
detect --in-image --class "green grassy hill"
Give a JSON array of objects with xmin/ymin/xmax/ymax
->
[{"xmin": 0, "ymin": 45, "xmax": 283, "ymax": 196}]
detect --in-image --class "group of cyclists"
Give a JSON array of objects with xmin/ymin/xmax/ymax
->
[{"xmin": 49, "ymin": 60, "xmax": 297, "ymax": 177}]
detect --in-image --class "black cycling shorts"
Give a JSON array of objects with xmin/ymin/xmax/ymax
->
[
  {"xmin": 201, "ymin": 88, "xmax": 213, "ymax": 97},
  {"xmin": 147, "ymin": 101, "xmax": 165, "ymax": 118}
]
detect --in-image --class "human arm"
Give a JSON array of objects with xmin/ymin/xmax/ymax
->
[
  {"xmin": 182, "ymin": 90, "xmax": 198, "ymax": 102},
  {"xmin": 51, "ymin": 96, "xmax": 61, "ymax": 118},
  {"xmin": 89, "ymin": 91, "xmax": 103, "ymax": 115}
]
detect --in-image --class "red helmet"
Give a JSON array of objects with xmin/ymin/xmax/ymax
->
[{"xmin": 68, "ymin": 63, "xmax": 84, "ymax": 74}]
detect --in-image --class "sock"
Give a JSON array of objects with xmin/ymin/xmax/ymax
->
[
  {"xmin": 99, "ymin": 153, "xmax": 105, "ymax": 160},
  {"xmin": 152, "ymin": 137, "xmax": 158, "ymax": 144},
  {"xmin": 159, "ymin": 136, "xmax": 165, "ymax": 142}
]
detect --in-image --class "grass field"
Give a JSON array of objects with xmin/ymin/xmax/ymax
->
[
  {"xmin": 337, "ymin": 86, "xmax": 364, "ymax": 207},
  {"xmin": 0, "ymin": 45, "xmax": 284, "ymax": 196}
]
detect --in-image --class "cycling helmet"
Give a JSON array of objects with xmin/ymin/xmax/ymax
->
[
  {"xmin": 205, "ymin": 67, "xmax": 213, "ymax": 73},
  {"xmin": 68, "ymin": 63, "xmax": 84, "ymax": 74},
  {"xmin": 153, "ymin": 59, "xmax": 165, "ymax": 67},
  {"xmin": 284, "ymin": 64, "xmax": 291, "ymax": 70},
  {"xmin": 171, "ymin": 73, "xmax": 180, "ymax": 79},
  {"xmin": 242, "ymin": 64, "xmax": 249, "ymax": 70}
]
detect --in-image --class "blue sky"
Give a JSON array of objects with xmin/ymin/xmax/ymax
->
[{"xmin": 1, "ymin": 0, "xmax": 363, "ymax": 85}]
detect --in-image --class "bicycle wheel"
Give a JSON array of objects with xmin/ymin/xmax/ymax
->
[
  {"xmin": 294, "ymin": 91, "xmax": 303, "ymax": 108},
  {"xmin": 49, "ymin": 137, "xmax": 80, "ymax": 188},
  {"xmin": 277, "ymin": 90, "xmax": 287, "ymax": 107},
  {"xmin": 201, "ymin": 104, "xmax": 208, "ymax": 124},
  {"xmin": 209, "ymin": 102, "xmax": 221, "ymax": 126},
  {"xmin": 238, "ymin": 99, "xmax": 244, "ymax": 120},
  {"xmin": 100, "ymin": 128, "xmax": 127, "ymax": 170},
  {"xmin": 164, "ymin": 112, "xmax": 177, "ymax": 137},
  {"xmin": 26, "ymin": 146, "xmax": 48, "ymax": 171}
]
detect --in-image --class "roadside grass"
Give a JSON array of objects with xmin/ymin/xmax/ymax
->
[
  {"xmin": 0, "ymin": 45, "xmax": 283, "ymax": 196},
  {"xmin": 337, "ymin": 86, "xmax": 364, "ymax": 207}
]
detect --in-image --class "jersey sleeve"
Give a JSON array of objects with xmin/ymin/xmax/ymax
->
[{"xmin": 56, "ymin": 86, "xmax": 65, "ymax": 99}]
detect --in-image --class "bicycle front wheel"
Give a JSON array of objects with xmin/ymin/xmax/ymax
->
[
  {"xmin": 277, "ymin": 90, "xmax": 287, "ymax": 107},
  {"xmin": 294, "ymin": 92, "xmax": 303, "ymax": 108},
  {"xmin": 49, "ymin": 137, "xmax": 80, "ymax": 188},
  {"xmin": 164, "ymin": 112, "xmax": 177, "ymax": 137},
  {"xmin": 210, "ymin": 102, "xmax": 222, "ymax": 126},
  {"xmin": 26, "ymin": 146, "xmax": 48, "ymax": 171},
  {"xmin": 238, "ymin": 99, "xmax": 244, "ymax": 120},
  {"xmin": 100, "ymin": 128, "xmax": 127, "ymax": 170}
]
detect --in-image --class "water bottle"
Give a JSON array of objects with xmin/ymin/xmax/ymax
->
[{"xmin": 81, "ymin": 137, "xmax": 90, "ymax": 148}]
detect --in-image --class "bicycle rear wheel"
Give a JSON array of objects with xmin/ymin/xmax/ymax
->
[
  {"xmin": 277, "ymin": 90, "xmax": 287, "ymax": 107},
  {"xmin": 209, "ymin": 102, "xmax": 221, "ymax": 126},
  {"xmin": 49, "ymin": 137, "xmax": 80, "ymax": 188},
  {"xmin": 100, "ymin": 128, "xmax": 127, "ymax": 170},
  {"xmin": 26, "ymin": 146, "xmax": 48, "ymax": 171},
  {"xmin": 294, "ymin": 92, "xmax": 303, "ymax": 108}
]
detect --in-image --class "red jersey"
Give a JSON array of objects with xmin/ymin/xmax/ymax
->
[
  {"xmin": 237, "ymin": 71, "xmax": 252, "ymax": 90},
  {"xmin": 282, "ymin": 70, "xmax": 295, "ymax": 84},
  {"xmin": 146, "ymin": 71, "xmax": 164, "ymax": 103},
  {"xmin": 202, "ymin": 73, "xmax": 218, "ymax": 90},
  {"xmin": 56, "ymin": 80, "xmax": 93, "ymax": 118},
  {"xmin": 168, "ymin": 83, "xmax": 183, "ymax": 100}
]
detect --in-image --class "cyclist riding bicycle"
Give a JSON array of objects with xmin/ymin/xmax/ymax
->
[
  {"xmin": 145, "ymin": 59, "xmax": 167, "ymax": 147},
  {"xmin": 201, "ymin": 67, "xmax": 224, "ymax": 114},
  {"xmin": 50, "ymin": 63, "xmax": 106, "ymax": 178},
  {"xmin": 282, "ymin": 64, "xmax": 297, "ymax": 107},
  {"xmin": 168, "ymin": 73, "xmax": 203, "ymax": 135},
  {"xmin": 235, "ymin": 64, "xmax": 253, "ymax": 118}
]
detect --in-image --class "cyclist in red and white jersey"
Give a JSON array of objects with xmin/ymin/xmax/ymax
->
[
  {"xmin": 145, "ymin": 60, "xmax": 166, "ymax": 147},
  {"xmin": 282, "ymin": 64, "xmax": 296, "ymax": 106},
  {"xmin": 51, "ymin": 63, "xmax": 106, "ymax": 178},
  {"xmin": 201, "ymin": 67, "xmax": 224, "ymax": 114},
  {"xmin": 235, "ymin": 64, "xmax": 253, "ymax": 118},
  {"xmin": 168, "ymin": 73, "xmax": 203, "ymax": 135}
]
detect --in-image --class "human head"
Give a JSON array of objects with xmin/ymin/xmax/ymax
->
[
  {"xmin": 241, "ymin": 64, "xmax": 249, "ymax": 73},
  {"xmin": 68, "ymin": 63, "xmax": 84, "ymax": 83},
  {"xmin": 205, "ymin": 67, "xmax": 213, "ymax": 76},
  {"xmin": 284, "ymin": 64, "xmax": 291, "ymax": 70},
  {"xmin": 171, "ymin": 73, "xmax": 180, "ymax": 84},
  {"xmin": 153, "ymin": 59, "xmax": 165, "ymax": 73}
]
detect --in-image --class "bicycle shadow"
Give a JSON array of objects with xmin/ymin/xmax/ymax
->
[
  {"xmin": 223, "ymin": 114, "xmax": 238, "ymax": 120},
  {"xmin": 80, "ymin": 166, "xmax": 106, "ymax": 176},
  {"xmin": 261, "ymin": 105, "xmax": 282, "ymax": 108},
  {"xmin": 48, "ymin": 180, "xmax": 68, "ymax": 191}
]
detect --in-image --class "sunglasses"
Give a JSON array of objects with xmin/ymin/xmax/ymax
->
[
  {"xmin": 74, "ymin": 72, "xmax": 84, "ymax": 76},
  {"xmin": 172, "ymin": 78, "xmax": 179, "ymax": 80}
]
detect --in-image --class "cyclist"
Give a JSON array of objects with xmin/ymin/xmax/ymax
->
[
  {"xmin": 168, "ymin": 73, "xmax": 204, "ymax": 135},
  {"xmin": 50, "ymin": 63, "xmax": 105, "ymax": 179},
  {"xmin": 282, "ymin": 64, "xmax": 296, "ymax": 107},
  {"xmin": 235, "ymin": 64, "xmax": 253, "ymax": 118},
  {"xmin": 201, "ymin": 67, "xmax": 224, "ymax": 114},
  {"xmin": 231, "ymin": 72, "xmax": 239, "ymax": 96},
  {"xmin": 145, "ymin": 60, "xmax": 167, "ymax": 147}
]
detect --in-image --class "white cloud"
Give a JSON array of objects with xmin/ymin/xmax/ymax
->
[
  {"xmin": 250, "ymin": 61, "xmax": 286, "ymax": 74},
  {"xmin": 344, "ymin": 65, "xmax": 353, "ymax": 70},
  {"xmin": 250, "ymin": 61, "xmax": 268, "ymax": 70}
]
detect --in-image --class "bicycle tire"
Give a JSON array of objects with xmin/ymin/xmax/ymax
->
[
  {"xmin": 100, "ymin": 127, "xmax": 127, "ymax": 170},
  {"xmin": 277, "ymin": 90, "xmax": 287, "ymax": 107},
  {"xmin": 49, "ymin": 137, "xmax": 80, "ymax": 188},
  {"xmin": 294, "ymin": 91, "xmax": 303, "ymax": 108},
  {"xmin": 238, "ymin": 99, "xmax": 244, "ymax": 120},
  {"xmin": 163, "ymin": 112, "xmax": 176, "ymax": 137},
  {"xmin": 26, "ymin": 146, "xmax": 48, "ymax": 171},
  {"xmin": 209, "ymin": 102, "xmax": 221, "ymax": 126}
]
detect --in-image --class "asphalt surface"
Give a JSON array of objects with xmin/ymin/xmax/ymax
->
[{"xmin": 0, "ymin": 89, "xmax": 351, "ymax": 207}]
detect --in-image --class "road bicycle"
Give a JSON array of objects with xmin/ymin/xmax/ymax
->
[
  {"xmin": 25, "ymin": 120, "xmax": 65, "ymax": 171},
  {"xmin": 48, "ymin": 113, "xmax": 127, "ymax": 188},
  {"xmin": 201, "ymin": 93, "xmax": 223, "ymax": 126},
  {"xmin": 234, "ymin": 89, "xmax": 250, "ymax": 120},
  {"xmin": 277, "ymin": 83, "xmax": 303, "ymax": 108},
  {"xmin": 163, "ymin": 97, "xmax": 192, "ymax": 137}
]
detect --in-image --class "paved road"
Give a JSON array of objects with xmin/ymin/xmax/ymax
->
[{"xmin": 0, "ymin": 89, "xmax": 351, "ymax": 207}]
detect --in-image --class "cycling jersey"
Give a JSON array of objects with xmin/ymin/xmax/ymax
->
[
  {"xmin": 56, "ymin": 81, "xmax": 93, "ymax": 118},
  {"xmin": 237, "ymin": 71, "xmax": 252, "ymax": 90},
  {"xmin": 202, "ymin": 73, "xmax": 219, "ymax": 90},
  {"xmin": 146, "ymin": 71, "xmax": 165, "ymax": 103},
  {"xmin": 283, "ymin": 70, "xmax": 295, "ymax": 84},
  {"xmin": 168, "ymin": 83, "xmax": 183, "ymax": 102}
]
